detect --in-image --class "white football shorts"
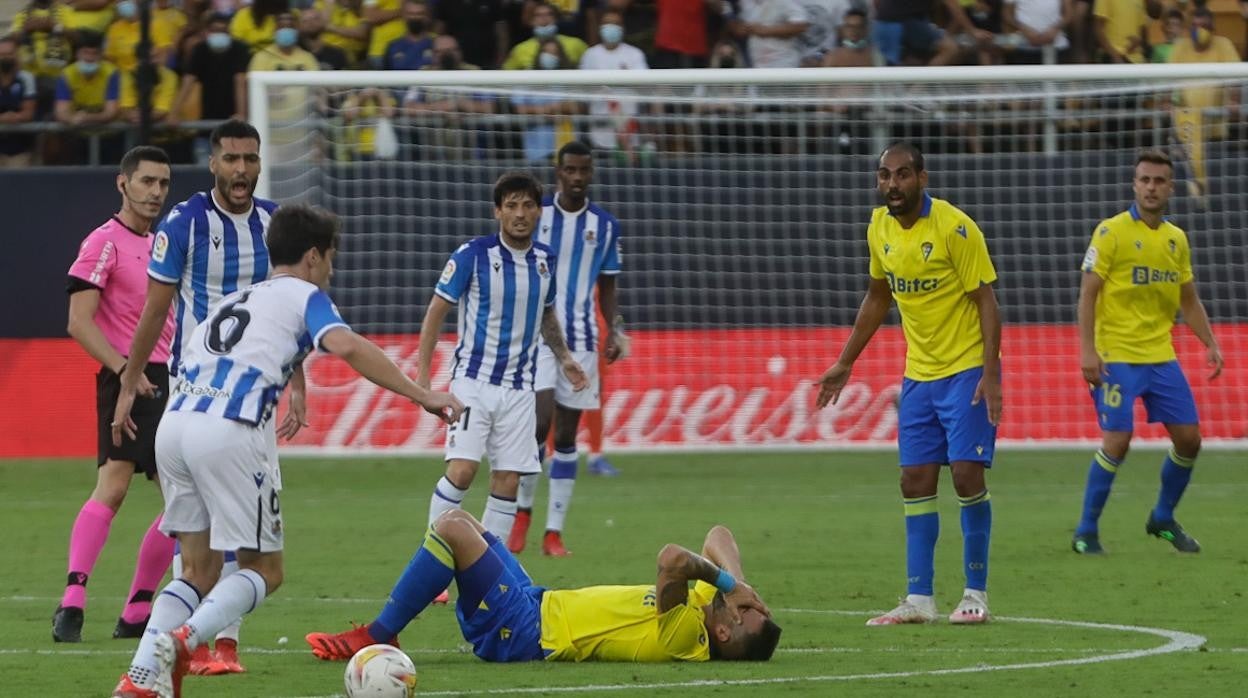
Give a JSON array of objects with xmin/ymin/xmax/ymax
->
[
  {"xmin": 445, "ymin": 377, "xmax": 541, "ymax": 473},
  {"xmin": 156, "ymin": 410, "xmax": 284, "ymax": 553},
  {"xmin": 534, "ymin": 345, "xmax": 599, "ymax": 410}
]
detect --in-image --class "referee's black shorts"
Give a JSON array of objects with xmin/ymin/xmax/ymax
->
[{"xmin": 96, "ymin": 362, "xmax": 169, "ymax": 479}]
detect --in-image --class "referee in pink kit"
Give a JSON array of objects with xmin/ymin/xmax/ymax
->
[{"xmin": 56, "ymin": 146, "xmax": 176, "ymax": 643}]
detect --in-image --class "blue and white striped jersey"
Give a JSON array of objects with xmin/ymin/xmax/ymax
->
[
  {"xmin": 148, "ymin": 191, "xmax": 279, "ymax": 374},
  {"xmin": 435, "ymin": 234, "xmax": 557, "ymax": 391},
  {"xmin": 169, "ymin": 275, "xmax": 348, "ymax": 427},
  {"xmin": 537, "ymin": 195, "xmax": 622, "ymax": 352}
]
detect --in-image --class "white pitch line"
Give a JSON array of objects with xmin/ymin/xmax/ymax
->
[{"xmin": 276, "ymin": 611, "xmax": 1207, "ymax": 698}]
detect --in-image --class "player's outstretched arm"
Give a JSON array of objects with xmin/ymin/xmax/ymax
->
[
  {"xmin": 968, "ymin": 283, "xmax": 1003, "ymax": 425},
  {"xmin": 320, "ymin": 327, "xmax": 464, "ymax": 424},
  {"xmin": 1077, "ymin": 272, "xmax": 1106, "ymax": 386},
  {"xmin": 111, "ymin": 279, "xmax": 176, "ymax": 445},
  {"xmin": 541, "ymin": 305, "xmax": 589, "ymax": 391},
  {"xmin": 816, "ymin": 277, "xmax": 892, "ymax": 409},
  {"xmin": 1179, "ymin": 282, "xmax": 1224, "ymax": 380},
  {"xmin": 655, "ymin": 541, "xmax": 769, "ymax": 622}
]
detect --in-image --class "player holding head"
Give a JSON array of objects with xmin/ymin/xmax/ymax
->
[
  {"xmin": 816, "ymin": 142, "xmax": 1002, "ymax": 626},
  {"xmin": 415, "ymin": 171, "xmax": 588, "ymax": 603},
  {"xmin": 55, "ymin": 147, "xmax": 175, "ymax": 644},
  {"xmin": 1070, "ymin": 150, "xmax": 1223, "ymax": 555},
  {"xmin": 511, "ymin": 140, "xmax": 626, "ymax": 557},
  {"xmin": 307, "ymin": 515, "xmax": 780, "ymax": 664},
  {"xmin": 111, "ymin": 205, "xmax": 463, "ymax": 698},
  {"xmin": 112, "ymin": 118, "xmax": 285, "ymax": 674}
]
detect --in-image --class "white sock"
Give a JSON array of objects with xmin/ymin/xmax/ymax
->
[
  {"xmin": 429, "ymin": 476, "xmax": 468, "ymax": 526},
  {"xmin": 129, "ymin": 579, "xmax": 201, "ymax": 684},
  {"xmin": 546, "ymin": 449, "xmax": 578, "ymax": 532},
  {"xmin": 186, "ymin": 568, "xmax": 268, "ymax": 647},
  {"xmin": 215, "ymin": 555, "xmax": 242, "ymax": 643},
  {"xmin": 516, "ymin": 473, "xmax": 540, "ymax": 510},
  {"xmin": 482, "ymin": 494, "xmax": 518, "ymax": 539}
]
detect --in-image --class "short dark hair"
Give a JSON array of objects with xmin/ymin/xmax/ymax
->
[
  {"xmin": 210, "ymin": 118, "xmax": 262, "ymax": 149},
  {"xmin": 742, "ymin": 618, "xmax": 783, "ymax": 661},
  {"xmin": 493, "ymin": 171, "xmax": 543, "ymax": 207},
  {"xmin": 1136, "ymin": 149, "xmax": 1173, "ymax": 172},
  {"xmin": 1193, "ymin": 5, "xmax": 1213, "ymax": 20},
  {"xmin": 266, "ymin": 205, "xmax": 340, "ymax": 266},
  {"xmin": 556, "ymin": 140, "xmax": 592, "ymax": 166},
  {"xmin": 845, "ymin": 8, "xmax": 867, "ymax": 21},
  {"xmin": 208, "ymin": 12, "xmax": 232, "ymax": 26},
  {"xmin": 120, "ymin": 146, "xmax": 170, "ymax": 178},
  {"xmin": 77, "ymin": 30, "xmax": 103, "ymax": 51},
  {"xmin": 881, "ymin": 141, "xmax": 924, "ymax": 172},
  {"xmin": 1165, "ymin": 8, "xmax": 1184, "ymax": 20}
]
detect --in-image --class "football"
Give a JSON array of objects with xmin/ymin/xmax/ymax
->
[{"xmin": 343, "ymin": 644, "xmax": 418, "ymax": 697}]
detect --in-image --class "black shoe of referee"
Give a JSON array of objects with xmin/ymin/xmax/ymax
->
[{"xmin": 52, "ymin": 605, "xmax": 84, "ymax": 643}]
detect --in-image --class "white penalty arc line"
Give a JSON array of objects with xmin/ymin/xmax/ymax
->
[{"xmin": 281, "ymin": 610, "xmax": 1207, "ymax": 698}]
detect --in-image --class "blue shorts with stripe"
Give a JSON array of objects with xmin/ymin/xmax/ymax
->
[
  {"xmin": 1089, "ymin": 361, "xmax": 1198, "ymax": 432},
  {"xmin": 455, "ymin": 541, "xmax": 546, "ymax": 663},
  {"xmin": 898, "ymin": 366, "xmax": 996, "ymax": 466}
]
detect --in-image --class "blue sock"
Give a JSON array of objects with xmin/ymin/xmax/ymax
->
[
  {"xmin": 903, "ymin": 496, "xmax": 939, "ymax": 597},
  {"xmin": 959, "ymin": 491, "xmax": 991, "ymax": 592},
  {"xmin": 369, "ymin": 526, "xmax": 456, "ymax": 642},
  {"xmin": 1152, "ymin": 448, "xmax": 1196, "ymax": 523},
  {"xmin": 1076, "ymin": 450, "xmax": 1121, "ymax": 536}
]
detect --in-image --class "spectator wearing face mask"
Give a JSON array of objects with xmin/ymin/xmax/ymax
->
[
  {"xmin": 231, "ymin": 0, "xmax": 288, "ymax": 53},
  {"xmin": 299, "ymin": 8, "xmax": 349, "ymax": 70},
  {"xmin": 512, "ymin": 38, "xmax": 583, "ymax": 162},
  {"xmin": 383, "ymin": 0, "xmax": 437, "ymax": 70},
  {"xmin": 0, "ymin": 35, "xmax": 38, "ymax": 167},
  {"xmin": 168, "ymin": 13, "xmax": 251, "ymax": 124},
  {"xmin": 821, "ymin": 6, "xmax": 875, "ymax": 67},
  {"xmin": 579, "ymin": 10, "xmax": 648, "ymax": 153},
  {"xmin": 104, "ymin": 2, "xmax": 144, "ymax": 72},
  {"xmin": 502, "ymin": 2, "xmax": 587, "ymax": 70},
  {"xmin": 250, "ymin": 11, "xmax": 321, "ymax": 71},
  {"xmin": 54, "ymin": 30, "xmax": 119, "ymax": 127}
]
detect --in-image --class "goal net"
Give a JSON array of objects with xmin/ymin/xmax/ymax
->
[{"xmin": 249, "ymin": 65, "xmax": 1248, "ymax": 453}]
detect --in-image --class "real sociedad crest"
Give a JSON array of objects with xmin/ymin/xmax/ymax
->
[{"xmin": 584, "ymin": 228, "xmax": 597, "ymax": 243}]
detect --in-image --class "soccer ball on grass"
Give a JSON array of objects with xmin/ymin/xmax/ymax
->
[{"xmin": 344, "ymin": 644, "xmax": 418, "ymax": 697}]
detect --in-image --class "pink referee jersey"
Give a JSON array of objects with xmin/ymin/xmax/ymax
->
[{"xmin": 67, "ymin": 217, "xmax": 175, "ymax": 364}]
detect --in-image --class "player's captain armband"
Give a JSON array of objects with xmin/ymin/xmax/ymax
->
[
  {"xmin": 439, "ymin": 259, "xmax": 456, "ymax": 285},
  {"xmin": 152, "ymin": 231, "xmax": 169, "ymax": 263},
  {"xmin": 1081, "ymin": 246, "xmax": 1098, "ymax": 272}
]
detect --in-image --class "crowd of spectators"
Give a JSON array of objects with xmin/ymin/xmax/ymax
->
[{"xmin": 0, "ymin": 0, "xmax": 1245, "ymax": 165}]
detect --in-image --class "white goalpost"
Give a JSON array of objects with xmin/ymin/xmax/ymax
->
[{"xmin": 249, "ymin": 64, "xmax": 1248, "ymax": 455}]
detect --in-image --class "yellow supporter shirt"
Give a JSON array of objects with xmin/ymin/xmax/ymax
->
[
  {"xmin": 1169, "ymin": 35, "xmax": 1239, "ymax": 110},
  {"xmin": 151, "ymin": 7, "xmax": 187, "ymax": 52},
  {"xmin": 57, "ymin": 60, "xmax": 121, "ymax": 111},
  {"xmin": 230, "ymin": 7, "xmax": 277, "ymax": 53},
  {"xmin": 104, "ymin": 19, "xmax": 140, "ymax": 72},
  {"xmin": 324, "ymin": 4, "xmax": 365, "ymax": 63},
  {"xmin": 343, "ymin": 90, "xmax": 396, "ymax": 157},
  {"xmin": 63, "ymin": 4, "xmax": 115, "ymax": 35},
  {"xmin": 867, "ymin": 193, "xmax": 998, "ymax": 381},
  {"xmin": 502, "ymin": 35, "xmax": 588, "ymax": 70},
  {"xmin": 248, "ymin": 46, "xmax": 321, "ymax": 72},
  {"xmin": 1092, "ymin": 0, "xmax": 1147, "ymax": 63},
  {"xmin": 540, "ymin": 582, "xmax": 715, "ymax": 662},
  {"xmin": 365, "ymin": 0, "xmax": 404, "ymax": 61},
  {"xmin": 1081, "ymin": 205, "xmax": 1193, "ymax": 364},
  {"xmin": 9, "ymin": 5, "xmax": 73, "ymax": 79},
  {"xmin": 119, "ymin": 65, "xmax": 178, "ymax": 113}
]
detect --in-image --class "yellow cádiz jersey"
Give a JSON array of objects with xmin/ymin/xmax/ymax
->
[
  {"xmin": 540, "ymin": 582, "xmax": 716, "ymax": 662},
  {"xmin": 868, "ymin": 193, "xmax": 998, "ymax": 381},
  {"xmin": 1081, "ymin": 205, "xmax": 1193, "ymax": 364}
]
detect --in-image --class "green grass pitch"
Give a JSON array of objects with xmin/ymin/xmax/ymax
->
[{"xmin": 2, "ymin": 450, "xmax": 1245, "ymax": 696}]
